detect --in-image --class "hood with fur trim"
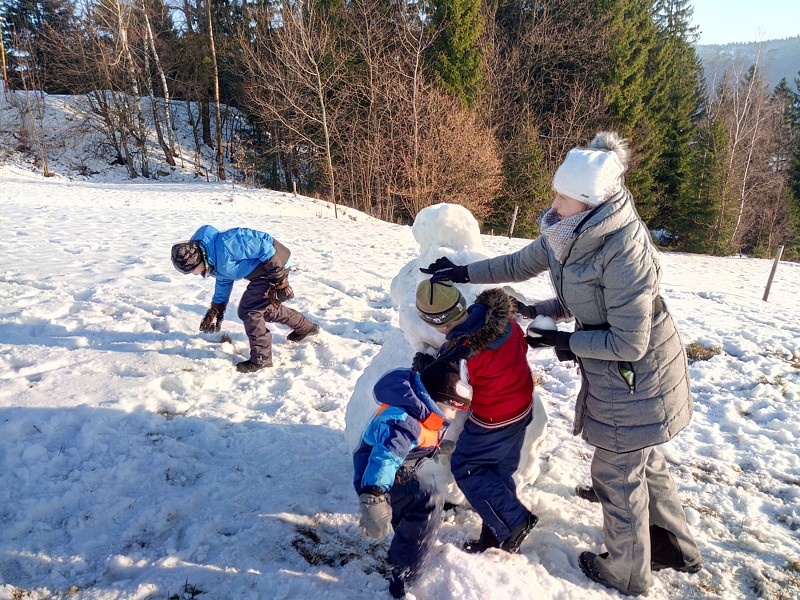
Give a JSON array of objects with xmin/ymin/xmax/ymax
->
[{"xmin": 444, "ymin": 288, "xmax": 513, "ymax": 355}]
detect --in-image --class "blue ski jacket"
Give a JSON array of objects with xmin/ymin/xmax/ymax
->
[
  {"xmin": 353, "ymin": 369, "xmax": 448, "ymax": 494},
  {"xmin": 191, "ymin": 225, "xmax": 280, "ymax": 304}
]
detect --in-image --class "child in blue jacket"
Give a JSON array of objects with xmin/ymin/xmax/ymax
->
[
  {"xmin": 354, "ymin": 359, "xmax": 468, "ymax": 598},
  {"xmin": 171, "ymin": 225, "xmax": 319, "ymax": 372}
]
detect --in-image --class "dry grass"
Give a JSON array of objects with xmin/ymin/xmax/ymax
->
[{"xmin": 686, "ymin": 342, "xmax": 722, "ymax": 363}]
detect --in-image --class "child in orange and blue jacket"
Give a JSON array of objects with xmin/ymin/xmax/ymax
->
[{"xmin": 354, "ymin": 360, "xmax": 468, "ymax": 598}]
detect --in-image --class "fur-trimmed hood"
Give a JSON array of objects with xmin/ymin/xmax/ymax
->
[{"xmin": 445, "ymin": 288, "xmax": 513, "ymax": 355}]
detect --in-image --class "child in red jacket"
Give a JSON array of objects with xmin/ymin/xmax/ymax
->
[{"xmin": 415, "ymin": 279, "xmax": 538, "ymax": 553}]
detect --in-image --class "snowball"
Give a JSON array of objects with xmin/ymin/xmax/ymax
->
[{"xmin": 531, "ymin": 316, "xmax": 557, "ymax": 330}]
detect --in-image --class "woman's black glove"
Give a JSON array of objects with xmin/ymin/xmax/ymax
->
[
  {"xmin": 515, "ymin": 302, "xmax": 538, "ymax": 320},
  {"xmin": 420, "ymin": 257, "xmax": 470, "ymax": 284},
  {"xmin": 412, "ymin": 352, "xmax": 436, "ymax": 373},
  {"xmin": 526, "ymin": 327, "xmax": 572, "ymax": 351}
]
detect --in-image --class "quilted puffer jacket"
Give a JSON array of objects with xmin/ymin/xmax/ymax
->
[{"xmin": 467, "ymin": 191, "xmax": 692, "ymax": 453}]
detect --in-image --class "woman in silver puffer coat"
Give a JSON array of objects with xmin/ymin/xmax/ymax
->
[{"xmin": 422, "ymin": 132, "xmax": 702, "ymax": 596}]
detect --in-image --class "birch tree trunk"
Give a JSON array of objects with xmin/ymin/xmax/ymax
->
[
  {"xmin": 142, "ymin": 0, "xmax": 177, "ymax": 164},
  {"xmin": 206, "ymin": 0, "xmax": 225, "ymax": 180},
  {"xmin": 117, "ymin": 2, "xmax": 149, "ymax": 177}
]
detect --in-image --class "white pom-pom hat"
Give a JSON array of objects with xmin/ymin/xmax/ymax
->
[{"xmin": 552, "ymin": 131, "xmax": 630, "ymax": 206}]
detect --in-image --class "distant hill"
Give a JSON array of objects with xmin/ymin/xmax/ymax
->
[{"xmin": 695, "ymin": 36, "xmax": 800, "ymax": 90}]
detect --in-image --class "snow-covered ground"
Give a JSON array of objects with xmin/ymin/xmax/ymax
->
[
  {"xmin": 2, "ymin": 164, "xmax": 799, "ymax": 600},
  {"xmin": 2, "ymin": 88, "xmax": 800, "ymax": 599}
]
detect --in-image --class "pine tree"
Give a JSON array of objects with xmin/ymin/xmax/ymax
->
[
  {"xmin": 1, "ymin": 0, "xmax": 75, "ymax": 93},
  {"xmin": 651, "ymin": 0, "xmax": 704, "ymax": 239},
  {"xmin": 427, "ymin": 0, "xmax": 485, "ymax": 107},
  {"xmin": 773, "ymin": 76, "xmax": 800, "ymax": 258},
  {"xmin": 593, "ymin": 0, "xmax": 662, "ymax": 220},
  {"xmin": 786, "ymin": 74, "xmax": 800, "ymax": 210},
  {"xmin": 680, "ymin": 115, "xmax": 728, "ymax": 253}
]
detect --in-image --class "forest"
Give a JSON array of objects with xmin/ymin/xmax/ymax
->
[{"xmin": 1, "ymin": 0, "xmax": 799, "ymax": 259}]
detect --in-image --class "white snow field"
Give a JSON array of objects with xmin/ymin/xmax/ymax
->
[{"xmin": 1, "ymin": 164, "xmax": 799, "ymax": 600}]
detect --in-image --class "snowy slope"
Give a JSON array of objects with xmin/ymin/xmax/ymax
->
[{"xmin": 1, "ymin": 166, "xmax": 800, "ymax": 600}]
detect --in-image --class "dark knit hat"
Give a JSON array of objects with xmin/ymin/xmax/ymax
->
[
  {"xmin": 171, "ymin": 241, "xmax": 204, "ymax": 274},
  {"xmin": 416, "ymin": 279, "xmax": 467, "ymax": 326},
  {"xmin": 419, "ymin": 353, "xmax": 472, "ymax": 410}
]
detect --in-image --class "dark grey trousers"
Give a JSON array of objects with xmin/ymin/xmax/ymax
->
[
  {"xmin": 591, "ymin": 445, "xmax": 701, "ymax": 595},
  {"xmin": 237, "ymin": 276, "xmax": 312, "ymax": 365}
]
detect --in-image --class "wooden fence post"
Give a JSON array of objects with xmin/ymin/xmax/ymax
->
[
  {"xmin": 762, "ymin": 245, "xmax": 784, "ymax": 302},
  {"xmin": 508, "ymin": 205, "xmax": 519, "ymax": 238}
]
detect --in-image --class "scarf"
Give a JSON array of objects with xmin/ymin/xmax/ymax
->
[{"xmin": 538, "ymin": 207, "xmax": 590, "ymax": 263}]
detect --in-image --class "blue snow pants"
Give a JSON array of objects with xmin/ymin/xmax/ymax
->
[
  {"xmin": 388, "ymin": 467, "xmax": 443, "ymax": 584},
  {"xmin": 450, "ymin": 413, "xmax": 532, "ymax": 544}
]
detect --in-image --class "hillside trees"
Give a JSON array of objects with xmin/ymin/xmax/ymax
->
[
  {"xmin": 1, "ymin": 0, "xmax": 798, "ymax": 260},
  {"xmin": 237, "ymin": 0, "xmax": 500, "ymax": 222},
  {"xmin": 770, "ymin": 76, "xmax": 800, "ymax": 257},
  {"xmin": 237, "ymin": 0, "xmax": 346, "ymax": 215},
  {"xmin": 695, "ymin": 61, "xmax": 795, "ymax": 256},
  {"xmin": 649, "ymin": 0, "xmax": 703, "ymax": 231},
  {"xmin": 29, "ymin": 0, "xmax": 184, "ymax": 177},
  {"xmin": 482, "ymin": 0, "xmax": 609, "ymax": 237},
  {"xmin": 0, "ymin": 0, "xmax": 75, "ymax": 93}
]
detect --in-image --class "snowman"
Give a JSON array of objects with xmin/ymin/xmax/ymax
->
[{"xmin": 344, "ymin": 203, "xmax": 548, "ymax": 504}]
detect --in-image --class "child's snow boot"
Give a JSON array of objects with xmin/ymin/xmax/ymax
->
[
  {"xmin": 236, "ymin": 359, "xmax": 272, "ymax": 373},
  {"xmin": 388, "ymin": 570, "xmax": 406, "ymax": 598},
  {"xmin": 462, "ymin": 523, "xmax": 500, "ymax": 554},
  {"xmin": 575, "ymin": 484, "xmax": 600, "ymax": 503},
  {"xmin": 500, "ymin": 512, "xmax": 538, "ymax": 553},
  {"xmin": 287, "ymin": 323, "xmax": 320, "ymax": 342}
]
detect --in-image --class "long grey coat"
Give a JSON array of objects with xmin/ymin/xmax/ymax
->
[{"xmin": 468, "ymin": 191, "xmax": 692, "ymax": 453}]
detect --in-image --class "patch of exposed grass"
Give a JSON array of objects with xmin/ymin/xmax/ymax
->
[{"xmin": 686, "ymin": 342, "xmax": 721, "ymax": 363}]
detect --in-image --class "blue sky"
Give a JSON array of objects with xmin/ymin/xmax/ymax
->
[{"xmin": 691, "ymin": 0, "xmax": 800, "ymax": 45}]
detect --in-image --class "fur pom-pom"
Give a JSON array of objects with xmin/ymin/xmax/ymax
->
[{"xmin": 589, "ymin": 131, "xmax": 629, "ymax": 169}]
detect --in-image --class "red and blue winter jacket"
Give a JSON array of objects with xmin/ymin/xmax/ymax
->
[
  {"xmin": 440, "ymin": 288, "xmax": 533, "ymax": 429},
  {"xmin": 352, "ymin": 369, "xmax": 448, "ymax": 494}
]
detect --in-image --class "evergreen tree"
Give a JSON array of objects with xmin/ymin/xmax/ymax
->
[
  {"xmin": 1, "ymin": 0, "xmax": 75, "ymax": 93},
  {"xmin": 593, "ymin": 0, "xmax": 662, "ymax": 220},
  {"xmin": 651, "ymin": 0, "xmax": 704, "ymax": 238},
  {"xmin": 682, "ymin": 113, "xmax": 728, "ymax": 253},
  {"xmin": 774, "ymin": 75, "xmax": 800, "ymax": 258},
  {"xmin": 427, "ymin": 0, "xmax": 485, "ymax": 106},
  {"xmin": 786, "ymin": 74, "xmax": 800, "ymax": 209}
]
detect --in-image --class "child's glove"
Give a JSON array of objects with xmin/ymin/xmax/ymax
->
[
  {"xmin": 267, "ymin": 279, "xmax": 294, "ymax": 306},
  {"xmin": 358, "ymin": 490, "xmax": 392, "ymax": 539},
  {"xmin": 419, "ymin": 257, "xmax": 470, "ymax": 283},
  {"xmin": 199, "ymin": 302, "xmax": 226, "ymax": 333},
  {"xmin": 555, "ymin": 348, "xmax": 576, "ymax": 362}
]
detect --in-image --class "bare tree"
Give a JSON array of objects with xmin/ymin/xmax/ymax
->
[
  {"xmin": 705, "ymin": 56, "xmax": 772, "ymax": 252},
  {"xmin": 700, "ymin": 48, "xmax": 795, "ymax": 256},
  {"xmin": 393, "ymin": 89, "xmax": 502, "ymax": 219},
  {"xmin": 205, "ymin": 0, "xmax": 224, "ymax": 180},
  {"xmin": 238, "ymin": 0, "xmax": 347, "ymax": 215},
  {"xmin": 114, "ymin": 0, "xmax": 150, "ymax": 177},
  {"xmin": 11, "ymin": 30, "xmax": 51, "ymax": 176},
  {"xmin": 481, "ymin": 0, "xmax": 610, "ymax": 232},
  {"xmin": 141, "ymin": 0, "xmax": 176, "ymax": 165}
]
